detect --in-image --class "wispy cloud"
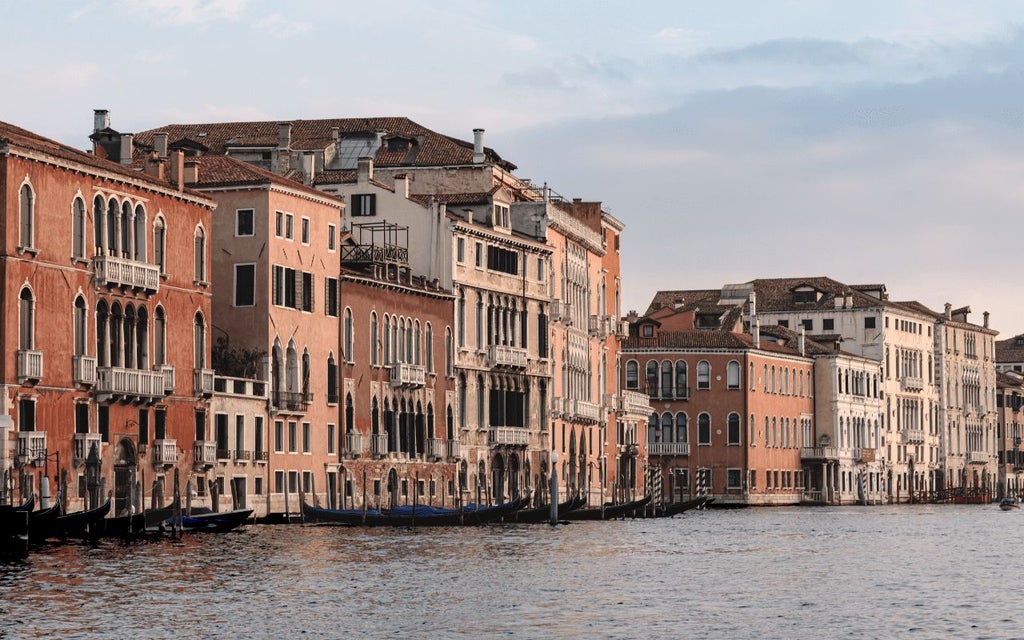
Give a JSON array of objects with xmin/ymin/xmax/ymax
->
[
  {"xmin": 252, "ymin": 13, "xmax": 311, "ymax": 38},
  {"xmin": 121, "ymin": 0, "xmax": 248, "ymax": 26}
]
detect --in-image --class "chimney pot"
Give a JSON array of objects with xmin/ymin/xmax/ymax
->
[
  {"xmin": 169, "ymin": 150, "xmax": 185, "ymax": 190},
  {"xmin": 984, "ymin": 311, "xmax": 990, "ymax": 329},
  {"xmin": 93, "ymin": 109, "xmax": 109, "ymax": 133},
  {"xmin": 472, "ymin": 128, "xmax": 485, "ymax": 163},
  {"xmin": 153, "ymin": 132, "xmax": 168, "ymax": 158},
  {"xmin": 357, "ymin": 156, "xmax": 373, "ymax": 183},
  {"xmin": 183, "ymin": 160, "xmax": 198, "ymax": 184},
  {"xmin": 119, "ymin": 133, "xmax": 134, "ymax": 165}
]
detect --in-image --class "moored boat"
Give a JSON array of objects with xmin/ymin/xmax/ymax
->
[
  {"xmin": 649, "ymin": 496, "xmax": 709, "ymax": 518},
  {"xmin": 563, "ymin": 495, "xmax": 652, "ymax": 521},
  {"xmin": 303, "ymin": 497, "xmax": 529, "ymax": 527},
  {"xmin": 0, "ymin": 509, "xmax": 29, "ymax": 559},
  {"xmin": 999, "ymin": 497, "xmax": 1019, "ymax": 511},
  {"xmin": 176, "ymin": 509, "xmax": 254, "ymax": 533},
  {"xmin": 503, "ymin": 496, "xmax": 586, "ymax": 523},
  {"xmin": 50, "ymin": 498, "xmax": 113, "ymax": 539}
]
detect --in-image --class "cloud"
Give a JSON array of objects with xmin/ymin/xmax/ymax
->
[
  {"xmin": 698, "ymin": 37, "xmax": 902, "ymax": 67},
  {"xmin": 252, "ymin": 13, "xmax": 311, "ymax": 38},
  {"xmin": 120, "ymin": 0, "xmax": 248, "ymax": 26}
]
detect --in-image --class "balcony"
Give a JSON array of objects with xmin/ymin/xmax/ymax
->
[
  {"xmin": 550, "ymin": 300, "xmax": 573, "ymax": 326},
  {"xmin": 427, "ymin": 437, "xmax": 444, "ymax": 461},
  {"xmin": 489, "ymin": 427, "xmax": 529, "ymax": 447},
  {"xmin": 193, "ymin": 441, "xmax": 216, "ymax": 468},
  {"xmin": 16, "ymin": 350, "xmax": 43, "ymax": 383},
  {"xmin": 648, "ymin": 442, "xmax": 691, "ymax": 456},
  {"xmin": 234, "ymin": 450, "xmax": 251, "ymax": 463},
  {"xmin": 588, "ymin": 315, "xmax": 611, "ymax": 339},
  {"xmin": 93, "ymin": 254, "xmax": 160, "ymax": 293},
  {"xmin": 253, "ymin": 450, "xmax": 269, "ymax": 464},
  {"xmin": 566, "ymin": 399, "xmax": 603, "ymax": 424},
  {"xmin": 900, "ymin": 376, "xmax": 924, "ymax": 392},
  {"xmin": 152, "ymin": 439, "xmax": 178, "ymax": 466},
  {"xmin": 801, "ymin": 446, "xmax": 839, "ymax": 461},
  {"xmin": 159, "ymin": 365, "xmax": 175, "ymax": 394},
  {"xmin": 603, "ymin": 394, "xmax": 619, "ymax": 413},
  {"xmin": 968, "ymin": 450, "xmax": 990, "ymax": 465},
  {"xmin": 371, "ymin": 433, "xmax": 389, "ymax": 458},
  {"xmin": 389, "ymin": 362, "xmax": 426, "ymax": 388},
  {"xmin": 487, "ymin": 345, "xmax": 528, "ymax": 369},
  {"xmin": 614, "ymin": 320, "xmax": 629, "ymax": 338},
  {"xmin": 216, "ymin": 448, "xmax": 231, "ymax": 461},
  {"xmin": 96, "ymin": 366, "xmax": 166, "ymax": 401},
  {"xmin": 344, "ymin": 432, "xmax": 363, "ymax": 458},
  {"xmin": 16, "ymin": 431, "xmax": 47, "ymax": 465},
  {"xmin": 194, "ymin": 368, "xmax": 215, "ymax": 397},
  {"xmin": 620, "ymin": 390, "xmax": 652, "ymax": 417},
  {"xmin": 900, "ymin": 429, "xmax": 926, "ymax": 445},
  {"xmin": 73, "ymin": 355, "xmax": 97, "ymax": 386},
  {"xmin": 73, "ymin": 433, "xmax": 102, "ymax": 465},
  {"xmin": 446, "ymin": 439, "xmax": 461, "ymax": 460},
  {"xmin": 272, "ymin": 390, "xmax": 312, "ymax": 413}
]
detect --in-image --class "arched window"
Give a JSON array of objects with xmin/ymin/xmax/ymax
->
[
  {"xmin": 371, "ymin": 396, "xmax": 380, "ymax": 435},
  {"xmin": 106, "ymin": 198, "xmax": 117, "ymax": 253},
  {"xmin": 697, "ymin": 361, "xmax": 711, "ymax": 390},
  {"xmin": 727, "ymin": 361, "xmax": 741, "ymax": 390},
  {"xmin": 96, "ymin": 301, "xmax": 109, "ymax": 366},
  {"xmin": 19, "ymin": 183, "xmax": 34, "ymax": 249},
  {"xmin": 72, "ymin": 197, "xmax": 87, "ymax": 259},
  {"xmin": 302, "ymin": 349, "xmax": 311, "ymax": 399},
  {"xmin": 370, "ymin": 312, "xmax": 379, "ymax": 366},
  {"xmin": 383, "ymin": 314, "xmax": 391, "ymax": 364},
  {"xmin": 457, "ymin": 289, "xmax": 466, "ymax": 348},
  {"xmin": 136, "ymin": 306, "xmax": 149, "ymax": 368},
  {"xmin": 625, "ymin": 360, "xmax": 639, "ymax": 389},
  {"xmin": 458, "ymin": 373, "xmax": 467, "ymax": 429},
  {"xmin": 154, "ymin": 306, "xmax": 166, "ymax": 366},
  {"xmin": 698, "ymin": 413, "xmax": 711, "ymax": 445},
  {"xmin": 194, "ymin": 226, "xmax": 206, "ymax": 282},
  {"xmin": 73, "ymin": 296, "xmax": 88, "ymax": 356},
  {"xmin": 661, "ymin": 361, "xmax": 673, "ymax": 398},
  {"xmin": 110, "ymin": 303, "xmax": 123, "ymax": 366},
  {"xmin": 414, "ymin": 320, "xmax": 422, "ymax": 365},
  {"xmin": 120, "ymin": 201, "xmax": 131, "ymax": 257},
  {"xmin": 661, "ymin": 412, "xmax": 673, "ymax": 443},
  {"xmin": 476, "ymin": 374, "xmax": 485, "ymax": 428},
  {"xmin": 675, "ymin": 413, "xmax": 688, "ymax": 444},
  {"xmin": 19, "ymin": 287, "xmax": 34, "ymax": 350},
  {"xmin": 675, "ymin": 360, "xmax": 688, "ymax": 397},
  {"xmin": 425, "ymin": 322, "xmax": 434, "ymax": 373},
  {"xmin": 645, "ymin": 361, "xmax": 659, "ymax": 396},
  {"xmin": 648, "ymin": 413, "xmax": 659, "ymax": 444},
  {"xmin": 327, "ymin": 354, "xmax": 338, "ymax": 404},
  {"xmin": 345, "ymin": 393, "xmax": 354, "ymax": 433},
  {"xmin": 445, "ymin": 327, "xmax": 453, "ymax": 377},
  {"xmin": 93, "ymin": 195, "xmax": 105, "ymax": 254},
  {"xmin": 133, "ymin": 204, "xmax": 147, "ymax": 261},
  {"xmin": 123, "ymin": 305, "xmax": 136, "ymax": 368},
  {"xmin": 727, "ymin": 412, "xmax": 741, "ymax": 445},
  {"xmin": 193, "ymin": 312, "xmax": 206, "ymax": 368},
  {"xmin": 153, "ymin": 216, "xmax": 166, "ymax": 272},
  {"xmin": 344, "ymin": 308, "xmax": 353, "ymax": 362},
  {"xmin": 475, "ymin": 294, "xmax": 484, "ymax": 350}
]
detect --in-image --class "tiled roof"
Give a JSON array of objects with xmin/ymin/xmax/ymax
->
[
  {"xmin": 623, "ymin": 330, "xmax": 754, "ymax": 350},
  {"xmin": 997, "ymin": 370, "xmax": 1024, "ymax": 389},
  {"xmin": 185, "ymin": 155, "xmax": 341, "ymax": 203},
  {"xmin": 0, "ymin": 120, "xmax": 201, "ymax": 196},
  {"xmin": 996, "ymin": 335, "xmax": 1024, "ymax": 363},
  {"xmin": 644, "ymin": 289, "xmax": 723, "ymax": 316},
  {"xmin": 134, "ymin": 117, "xmax": 516, "ymax": 171}
]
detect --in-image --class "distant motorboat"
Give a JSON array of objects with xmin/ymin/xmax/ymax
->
[{"xmin": 999, "ymin": 497, "xmax": 1020, "ymax": 511}]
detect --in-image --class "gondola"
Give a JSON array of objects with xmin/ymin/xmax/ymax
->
[
  {"xmin": 563, "ymin": 495, "xmax": 652, "ymax": 521},
  {"xmin": 0, "ymin": 495, "xmax": 36, "ymax": 513},
  {"xmin": 503, "ymin": 496, "xmax": 586, "ymax": 523},
  {"xmin": 99, "ymin": 498, "xmax": 179, "ymax": 539},
  {"xmin": 50, "ymin": 498, "xmax": 112, "ymax": 539},
  {"xmin": 27, "ymin": 502, "xmax": 61, "ymax": 542},
  {"xmin": 175, "ymin": 509, "xmax": 253, "ymax": 533},
  {"xmin": 303, "ymin": 497, "xmax": 530, "ymax": 527},
  {"xmin": 649, "ymin": 496, "xmax": 711, "ymax": 518},
  {"xmin": 0, "ymin": 509, "xmax": 29, "ymax": 559}
]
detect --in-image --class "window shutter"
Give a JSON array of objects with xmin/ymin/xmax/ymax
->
[{"xmin": 294, "ymin": 269, "xmax": 302, "ymax": 309}]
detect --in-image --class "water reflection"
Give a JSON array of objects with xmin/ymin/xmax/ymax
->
[{"xmin": 2, "ymin": 506, "xmax": 1022, "ymax": 638}]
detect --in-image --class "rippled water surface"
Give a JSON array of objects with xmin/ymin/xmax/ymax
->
[{"xmin": 2, "ymin": 505, "xmax": 1021, "ymax": 639}]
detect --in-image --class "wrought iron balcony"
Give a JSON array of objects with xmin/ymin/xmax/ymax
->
[
  {"xmin": 900, "ymin": 429, "xmax": 926, "ymax": 445},
  {"xmin": 152, "ymin": 439, "xmax": 178, "ymax": 466},
  {"xmin": 93, "ymin": 254, "xmax": 160, "ymax": 293},
  {"xmin": 968, "ymin": 450, "xmax": 990, "ymax": 465},
  {"xmin": 371, "ymin": 433, "xmax": 389, "ymax": 458},
  {"xmin": 16, "ymin": 350, "xmax": 43, "ymax": 383},
  {"xmin": 96, "ymin": 366, "xmax": 166, "ymax": 400},
  {"xmin": 648, "ymin": 442, "xmax": 691, "ymax": 456},
  {"xmin": 233, "ymin": 450, "xmax": 251, "ymax": 463},
  {"xmin": 193, "ymin": 441, "xmax": 216, "ymax": 468},
  {"xmin": 73, "ymin": 355, "xmax": 97, "ymax": 386},
  {"xmin": 253, "ymin": 450, "xmax": 269, "ymax": 463},
  {"xmin": 16, "ymin": 431, "xmax": 47, "ymax": 466},
  {"xmin": 427, "ymin": 437, "xmax": 444, "ymax": 460},
  {"xmin": 801, "ymin": 446, "xmax": 839, "ymax": 461},
  {"xmin": 446, "ymin": 439, "xmax": 461, "ymax": 460},
  {"xmin": 344, "ymin": 432, "xmax": 363, "ymax": 458},
  {"xmin": 73, "ymin": 432, "xmax": 102, "ymax": 465},
  {"xmin": 194, "ymin": 368, "xmax": 215, "ymax": 397},
  {"xmin": 620, "ymin": 390, "xmax": 652, "ymax": 417},
  {"xmin": 216, "ymin": 448, "xmax": 231, "ymax": 461},
  {"xmin": 389, "ymin": 362, "xmax": 426, "ymax": 388},
  {"xmin": 489, "ymin": 427, "xmax": 528, "ymax": 446},
  {"xmin": 487, "ymin": 345, "xmax": 528, "ymax": 369},
  {"xmin": 271, "ymin": 390, "xmax": 312, "ymax": 413}
]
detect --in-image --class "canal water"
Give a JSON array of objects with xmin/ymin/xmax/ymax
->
[{"xmin": 1, "ymin": 505, "xmax": 1020, "ymax": 639}]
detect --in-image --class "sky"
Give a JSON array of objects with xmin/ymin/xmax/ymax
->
[{"xmin": 4, "ymin": 1, "xmax": 1024, "ymax": 336}]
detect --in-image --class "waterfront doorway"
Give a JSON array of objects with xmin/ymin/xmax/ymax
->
[
  {"xmin": 231, "ymin": 477, "xmax": 246, "ymax": 510},
  {"xmin": 387, "ymin": 468, "xmax": 399, "ymax": 509},
  {"xmin": 113, "ymin": 438, "xmax": 137, "ymax": 517}
]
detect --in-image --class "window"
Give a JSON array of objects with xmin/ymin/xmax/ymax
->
[
  {"xmin": 234, "ymin": 264, "xmax": 255, "ymax": 306},
  {"xmin": 727, "ymin": 468, "xmax": 742, "ymax": 490},
  {"xmin": 194, "ymin": 226, "xmax": 206, "ymax": 282},
  {"xmin": 426, "ymin": 323, "xmax": 434, "ymax": 373},
  {"xmin": 493, "ymin": 204, "xmax": 510, "ymax": 228},
  {"xmin": 646, "ymin": 361, "xmax": 659, "ymax": 396},
  {"xmin": 327, "ymin": 224, "xmax": 337, "ymax": 251},
  {"xmin": 274, "ymin": 420, "xmax": 284, "ymax": 452},
  {"xmin": 352, "ymin": 194, "xmax": 376, "ymax": 216},
  {"xmin": 327, "ymin": 355, "xmax": 338, "ymax": 403},
  {"xmin": 154, "ymin": 307, "xmax": 166, "ymax": 366},
  {"xmin": 675, "ymin": 413, "xmax": 688, "ymax": 443},
  {"xmin": 18, "ymin": 397, "xmax": 36, "ymax": 433},
  {"xmin": 73, "ymin": 296, "xmax": 88, "ymax": 356},
  {"xmin": 154, "ymin": 217, "xmax": 166, "ymax": 273},
  {"xmin": 285, "ymin": 214, "xmax": 293, "ymax": 240},
  {"xmin": 236, "ymin": 209, "xmax": 254, "ymax": 236},
  {"xmin": 865, "ymin": 317, "xmax": 876, "ymax": 329},
  {"xmin": 371, "ymin": 313, "xmax": 380, "ymax": 366},
  {"xmin": 344, "ymin": 309, "xmax": 353, "ymax": 362},
  {"xmin": 327, "ymin": 423, "xmax": 336, "ymax": 455},
  {"xmin": 486, "ymin": 245, "xmax": 519, "ymax": 275},
  {"xmin": 193, "ymin": 312, "xmax": 207, "ymax": 369},
  {"xmin": 475, "ymin": 242, "xmax": 483, "ymax": 268},
  {"xmin": 302, "ymin": 422, "xmax": 311, "ymax": 454},
  {"xmin": 661, "ymin": 361, "xmax": 673, "ymax": 398},
  {"xmin": 275, "ymin": 211, "xmax": 284, "ymax": 237},
  {"xmin": 457, "ymin": 237, "xmax": 465, "ymax": 262},
  {"xmin": 300, "ymin": 272, "xmax": 313, "ymax": 312},
  {"xmin": 727, "ymin": 361, "xmax": 740, "ymax": 390},
  {"xmin": 288, "ymin": 421, "xmax": 297, "ymax": 453},
  {"xmin": 823, "ymin": 318, "xmax": 834, "ymax": 331},
  {"xmin": 235, "ymin": 415, "xmax": 245, "ymax": 456},
  {"xmin": 625, "ymin": 361, "xmax": 639, "ymax": 389},
  {"xmin": 300, "ymin": 217, "xmax": 310, "ymax": 244},
  {"xmin": 19, "ymin": 183, "xmax": 34, "ymax": 250},
  {"xmin": 325, "ymin": 278, "xmax": 339, "ymax": 317},
  {"xmin": 19, "ymin": 287, "xmax": 34, "ymax": 351},
  {"xmin": 778, "ymin": 320, "xmax": 789, "ymax": 328},
  {"xmin": 255, "ymin": 417, "xmax": 264, "ymax": 457},
  {"xmin": 72, "ymin": 197, "xmax": 87, "ymax": 259},
  {"xmin": 641, "ymin": 325, "xmax": 654, "ymax": 338},
  {"xmin": 697, "ymin": 361, "xmax": 710, "ymax": 390},
  {"xmin": 801, "ymin": 319, "xmax": 813, "ymax": 331},
  {"xmin": 727, "ymin": 413, "xmax": 741, "ymax": 445},
  {"xmin": 698, "ymin": 413, "xmax": 711, "ymax": 445}
]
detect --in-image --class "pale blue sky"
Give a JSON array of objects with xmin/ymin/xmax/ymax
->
[{"xmin": 4, "ymin": 1, "xmax": 1024, "ymax": 334}]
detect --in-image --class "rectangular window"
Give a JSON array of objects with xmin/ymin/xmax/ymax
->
[
  {"xmin": 302, "ymin": 422, "xmax": 311, "ymax": 454},
  {"xmin": 325, "ymin": 278, "xmax": 339, "ymax": 317},
  {"xmin": 352, "ymin": 194, "xmax": 376, "ymax": 216},
  {"xmin": 275, "ymin": 420, "xmax": 284, "ymax": 453},
  {"xmin": 537, "ymin": 257, "xmax": 545, "ymax": 282},
  {"xmin": 234, "ymin": 264, "xmax": 256, "ymax": 307},
  {"xmin": 301, "ymin": 271, "xmax": 313, "ymax": 312},
  {"xmin": 254, "ymin": 477, "xmax": 263, "ymax": 495},
  {"xmin": 327, "ymin": 224, "xmax": 337, "ymax": 251},
  {"xmin": 823, "ymin": 318, "xmax": 834, "ymax": 331},
  {"xmin": 288, "ymin": 421, "xmax": 297, "ymax": 453},
  {"xmin": 327, "ymin": 423, "xmax": 336, "ymax": 455},
  {"xmin": 98, "ymin": 404, "xmax": 109, "ymax": 443},
  {"xmin": 300, "ymin": 217, "xmax": 310, "ymax": 244},
  {"xmin": 801, "ymin": 319, "xmax": 813, "ymax": 331},
  {"xmin": 303, "ymin": 471, "xmax": 312, "ymax": 493},
  {"xmin": 475, "ymin": 242, "xmax": 483, "ymax": 268},
  {"xmin": 677, "ymin": 469, "xmax": 689, "ymax": 489},
  {"xmin": 285, "ymin": 214, "xmax": 294, "ymax": 240},
  {"xmin": 275, "ymin": 471, "xmax": 284, "ymax": 494},
  {"xmin": 288, "ymin": 471, "xmax": 298, "ymax": 493},
  {"xmin": 275, "ymin": 211, "xmax": 283, "ymax": 237},
  {"xmin": 235, "ymin": 415, "xmax": 245, "ymax": 456},
  {"xmin": 865, "ymin": 317, "xmax": 877, "ymax": 329},
  {"xmin": 727, "ymin": 469, "xmax": 742, "ymax": 490},
  {"xmin": 138, "ymin": 409, "xmax": 149, "ymax": 445},
  {"xmin": 778, "ymin": 320, "xmax": 789, "ymax": 328},
  {"xmin": 255, "ymin": 417, "xmax": 265, "ymax": 456},
  {"xmin": 75, "ymin": 403, "xmax": 90, "ymax": 434},
  {"xmin": 486, "ymin": 245, "xmax": 519, "ymax": 275},
  {"xmin": 272, "ymin": 266, "xmax": 297, "ymax": 309},
  {"xmin": 236, "ymin": 209, "xmax": 254, "ymax": 236},
  {"xmin": 155, "ymin": 408, "xmax": 166, "ymax": 440},
  {"xmin": 456, "ymin": 237, "xmax": 465, "ymax": 263}
]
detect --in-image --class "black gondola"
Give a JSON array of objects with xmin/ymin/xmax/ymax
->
[
  {"xmin": 175, "ymin": 509, "xmax": 253, "ymax": 533},
  {"xmin": 27, "ymin": 502, "xmax": 61, "ymax": 543},
  {"xmin": 563, "ymin": 495, "xmax": 652, "ymax": 521},
  {"xmin": 503, "ymin": 496, "xmax": 587, "ymax": 523},
  {"xmin": 303, "ymin": 497, "xmax": 530, "ymax": 527},
  {"xmin": 0, "ymin": 509, "xmax": 29, "ymax": 559},
  {"xmin": 649, "ymin": 496, "xmax": 710, "ymax": 518},
  {"xmin": 0, "ymin": 495, "xmax": 36, "ymax": 514},
  {"xmin": 49, "ymin": 498, "xmax": 113, "ymax": 539}
]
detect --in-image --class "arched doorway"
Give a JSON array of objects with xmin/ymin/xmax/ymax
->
[
  {"xmin": 387, "ymin": 468, "xmax": 399, "ymax": 509},
  {"xmin": 568, "ymin": 430, "xmax": 577, "ymax": 495},
  {"xmin": 508, "ymin": 453, "xmax": 520, "ymax": 500},
  {"xmin": 114, "ymin": 438, "xmax": 137, "ymax": 516},
  {"xmin": 492, "ymin": 454, "xmax": 506, "ymax": 504}
]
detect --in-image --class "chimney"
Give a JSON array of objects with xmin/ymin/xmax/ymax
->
[
  {"xmin": 301, "ymin": 152, "xmax": 315, "ymax": 185},
  {"xmin": 144, "ymin": 152, "xmax": 166, "ymax": 181},
  {"xmin": 183, "ymin": 160, "xmax": 198, "ymax": 184},
  {"xmin": 748, "ymin": 291, "xmax": 757, "ymax": 327},
  {"xmin": 753, "ymin": 319, "xmax": 760, "ymax": 348},
  {"xmin": 464, "ymin": 208, "xmax": 474, "ymax": 224},
  {"xmin": 394, "ymin": 173, "xmax": 409, "ymax": 198},
  {"xmin": 153, "ymin": 132, "xmax": 168, "ymax": 158},
  {"xmin": 168, "ymin": 150, "xmax": 185, "ymax": 190},
  {"xmin": 944, "ymin": 303, "xmax": 952, "ymax": 320},
  {"xmin": 331, "ymin": 126, "xmax": 340, "ymax": 142},
  {"xmin": 472, "ymin": 128, "xmax": 485, "ymax": 163},
  {"xmin": 93, "ymin": 109, "xmax": 109, "ymax": 133},
  {"xmin": 984, "ymin": 311, "xmax": 990, "ymax": 329},
  {"xmin": 799, "ymin": 327, "xmax": 806, "ymax": 357},
  {"xmin": 276, "ymin": 122, "xmax": 292, "ymax": 174},
  {"xmin": 119, "ymin": 133, "xmax": 134, "ymax": 165},
  {"xmin": 357, "ymin": 156, "xmax": 373, "ymax": 183}
]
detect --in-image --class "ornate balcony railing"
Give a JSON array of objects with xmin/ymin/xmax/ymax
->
[
  {"xmin": 801, "ymin": 446, "xmax": 839, "ymax": 461},
  {"xmin": 620, "ymin": 390, "xmax": 652, "ymax": 417},
  {"xmin": 93, "ymin": 255, "xmax": 160, "ymax": 293},
  {"xmin": 566, "ymin": 399, "xmax": 603, "ymax": 424},
  {"xmin": 152, "ymin": 439, "xmax": 178, "ymax": 466},
  {"xmin": 446, "ymin": 439, "xmax": 461, "ymax": 460},
  {"xmin": 16, "ymin": 350, "xmax": 43, "ymax": 383},
  {"xmin": 487, "ymin": 345, "xmax": 528, "ymax": 369},
  {"xmin": 344, "ymin": 432, "xmax": 363, "ymax": 458},
  {"xmin": 96, "ymin": 366, "xmax": 166, "ymax": 400},
  {"xmin": 73, "ymin": 432, "xmax": 102, "ymax": 465},
  {"xmin": 968, "ymin": 450, "xmax": 990, "ymax": 465},
  {"xmin": 389, "ymin": 362, "xmax": 426, "ymax": 388},
  {"xmin": 427, "ymin": 438, "xmax": 444, "ymax": 460},
  {"xmin": 194, "ymin": 368, "xmax": 215, "ymax": 397},
  {"xmin": 73, "ymin": 355, "xmax": 97, "ymax": 386},
  {"xmin": 550, "ymin": 300, "xmax": 573, "ymax": 326},
  {"xmin": 159, "ymin": 365, "xmax": 175, "ymax": 394},
  {"xmin": 489, "ymin": 427, "xmax": 528, "ymax": 446},
  {"xmin": 193, "ymin": 441, "xmax": 216, "ymax": 467},
  {"xmin": 648, "ymin": 442, "xmax": 691, "ymax": 456},
  {"xmin": 16, "ymin": 431, "xmax": 47, "ymax": 465},
  {"xmin": 253, "ymin": 450, "xmax": 269, "ymax": 463},
  {"xmin": 371, "ymin": 434, "xmax": 389, "ymax": 458},
  {"xmin": 900, "ymin": 376, "xmax": 924, "ymax": 392},
  {"xmin": 272, "ymin": 390, "xmax": 312, "ymax": 413},
  {"xmin": 900, "ymin": 429, "xmax": 926, "ymax": 445}
]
